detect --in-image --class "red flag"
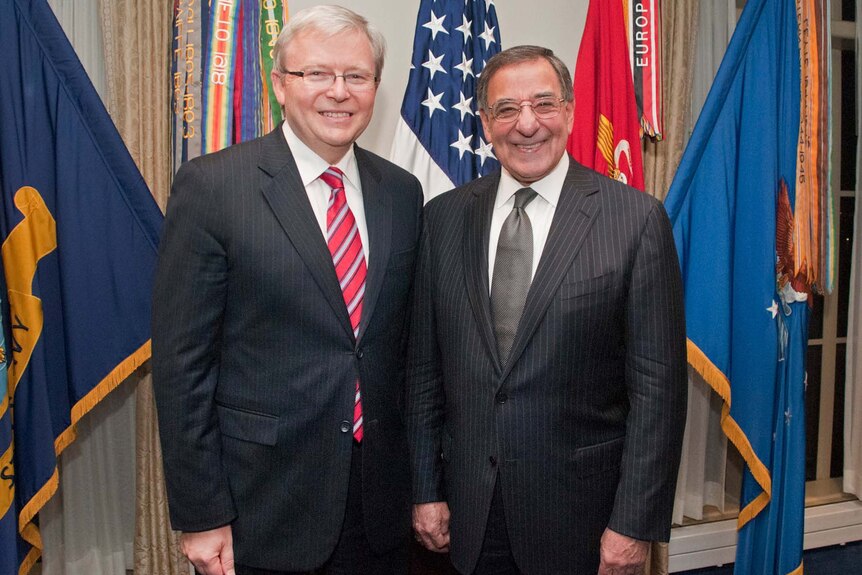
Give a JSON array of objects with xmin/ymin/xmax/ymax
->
[{"xmin": 567, "ymin": 0, "xmax": 645, "ymax": 191}]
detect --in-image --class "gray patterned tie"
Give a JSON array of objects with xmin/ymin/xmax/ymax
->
[{"xmin": 491, "ymin": 187, "xmax": 538, "ymax": 362}]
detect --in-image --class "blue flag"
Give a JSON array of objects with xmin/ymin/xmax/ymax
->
[
  {"xmin": 390, "ymin": 0, "xmax": 501, "ymax": 200},
  {"xmin": 1, "ymin": 300, "xmax": 12, "ymax": 575},
  {"xmin": 663, "ymin": 0, "xmax": 806, "ymax": 573},
  {"xmin": 0, "ymin": 0, "xmax": 164, "ymax": 572}
]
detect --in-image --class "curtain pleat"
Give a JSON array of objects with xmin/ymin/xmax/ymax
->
[
  {"xmin": 642, "ymin": 2, "xmax": 699, "ymax": 202},
  {"xmin": 97, "ymin": 0, "xmax": 183, "ymax": 572},
  {"xmin": 661, "ymin": 1, "xmax": 737, "ymax": 532},
  {"xmin": 639, "ymin": 3, "xmax": 700, "ymax": 573}
]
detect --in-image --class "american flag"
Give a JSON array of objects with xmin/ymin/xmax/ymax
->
[{"xmin": 390, "ymin": 0, "xmax": 501, "ymax": 201}]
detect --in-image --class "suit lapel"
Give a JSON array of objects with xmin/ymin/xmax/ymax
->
[
  {"xmin": 463, "ymin": 174, "xmax": 503, "ymax": 374},
  {"xmin": 258, "ymin": 127, "xmax": 355, "ymax": 340},
  {"xmin": 355, "ymin": 147, "xmax": 390, "ymax": 344},
  {"xmin": 500, "ymin": 161, "xmax": 601, "ymax": 381}
]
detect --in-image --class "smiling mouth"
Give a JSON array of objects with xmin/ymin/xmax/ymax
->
[
  {"xmin": 515, "ymin": 142, "xmax": 543, "ymax": 152},
  {"xmin": 321, "ymin": 111, "xmax": 352, "ymax": 119}
]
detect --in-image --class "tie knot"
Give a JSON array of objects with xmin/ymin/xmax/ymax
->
[
  {"xmin": 513, "ymin": 187, "xmax": 537, "ymax": 210},
  {"xmin": 320, "ymin": 166, "xmax": 345, "ymax": 191}
]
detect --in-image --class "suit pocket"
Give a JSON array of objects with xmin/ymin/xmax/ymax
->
[
  {"xmin": 386, "ymin": 247, "xmax": 416, "ymax": 270},
  {"xmin": 216, "ymin": 403, "xmax": 279, "ymax": 446},
  {"xmin": 558, "ymin": 273, "xmax": 613, "ymax": 300},
  {"xmin": 570, "ymin": 436, "xmax": 625, "ymax": 477}
]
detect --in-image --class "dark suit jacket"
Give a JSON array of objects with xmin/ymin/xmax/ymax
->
[
  {"xmin": 406, "ymin": 158, "xmax": 687, "ymax": 575},
  {"xmin": 152, "ymin": 126, "xmax": 423, "ymax": 571}
]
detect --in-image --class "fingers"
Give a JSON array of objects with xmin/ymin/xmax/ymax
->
[
  {"xmin": 181, "ymin": 526, "xmax": 234, "ymax": 575},
  {"xmin": 418, "ymin": 522, "xmax": 450, "ymax": 553},
  {"xmin": 186, "ymin": 548, "xmax": 224, "ymax": 575},
  {"xmin": 417, "ymin": 530, "xmax": 450, "ymax": 552},
  {"xmin": 220, "ymin": 539, "xmax": 236, "ymax": 575},
  {"xmin": 414, "ymin": 518, "xmax": 450, "ymax": 552},
  {"xmin": 598, "ymin": 563, "xmax": 646, "ymax": 575},
  {"xmin": 412, "ymin": 502, "xmax": 451, "ymax": 553},
  {"xmin": 598, "ymin": 528, "xmax": 649, "ymax": 575}
]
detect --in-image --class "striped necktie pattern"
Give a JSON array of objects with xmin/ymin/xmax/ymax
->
[{"xmin": 320, "ymin": 166, "xmax": 365, "ymax": 442}]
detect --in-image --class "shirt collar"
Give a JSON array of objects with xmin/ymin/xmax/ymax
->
[
  {"xmin": 496, "ymin": 153, "xmax": 569, "ymax": 209},
  {"xmin": 281, "ymin": 122, "xmax": 360, "ymax": 189}
]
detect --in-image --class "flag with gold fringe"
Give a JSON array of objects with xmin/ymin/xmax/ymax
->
[
  {"xmin": 172, "ymin": 0, "xmax": 288, "ymax": 170},
  {"xmin": 1, "ymin": 298, "xmax": 12, "ymax": 575},
  {"xmin": 0, "ymin": 0, "xmax": 164, "ymax": 572},
  {"xmin": 663, "ymin": 0, "xmax": 832, "ymax": 573}
]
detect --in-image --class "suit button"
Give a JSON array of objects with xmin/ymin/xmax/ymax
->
[
  {"xmin": 356, "ymin": 349, "xmax": 364, "ymax": 359},
  {"xmin": 489, "ymin": 455, "xmax": 497, "ymax": 467},
  {"xmin": 340, "ymin": 420, "xmax": 351, "ymax": 433},
  {"xmin": 495, "ymin": 392, "xmax": 508, "ymax": 404}
]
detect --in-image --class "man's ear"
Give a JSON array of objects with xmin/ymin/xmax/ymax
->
[
  {"xmin": 479, "ymin": 109, "xmax": 492, "ymax": 139},
  {"xmin": 271, "ymin": 72, "xmax": 288, "ymax": 110}
]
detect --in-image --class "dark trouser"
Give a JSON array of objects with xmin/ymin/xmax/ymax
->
[
  {"xmin": 234, "ymin": 441, "xmax": 407, "ymax": 575},
  {"xmin": 471, "ymin": 475, "xmax": 522, "ymax": 575}
]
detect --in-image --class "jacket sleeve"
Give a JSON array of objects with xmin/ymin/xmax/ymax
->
[
  {"xmin": 152, "ymin": 159, "xmax": 237, "ymax": 532},
  {"xmin": 405, "ymin": 215, "xmax": 447, "ymax": 504},
  {"xmin": 608, "ymin": 201, "xmax": 688, "ymax": 542}
]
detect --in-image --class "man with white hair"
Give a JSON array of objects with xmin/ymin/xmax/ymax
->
[{"xmin": 153, "ymin": 6, "xmax": 422, "ymax": 574}]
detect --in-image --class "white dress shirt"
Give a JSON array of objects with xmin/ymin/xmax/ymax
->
[
  {"xmin": 488, "ymin": 154, "xmax": 569, "ymax": 293},
  {"xmin": 281, "ymin": 122, "xmax": 370, "ymax": 260}
]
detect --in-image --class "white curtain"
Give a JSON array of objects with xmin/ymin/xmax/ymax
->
[
  {"xmin": 45, "ymin": 0, "xmax": 106, "ymax": 95},
  {"xmin": 40, "ymin": 383, "xmax": 136, "ymax": 575},
  {"xmin": 672, "ymin": 0, "xmax": 737, "ymax": 524},
  {"xmin": 673, "ymin": 370, "xmax": 729, "ymax": 522},
  {"xmin": 39, "ymin": 0, "xmax": 136, "ymax": 572},
  {"xmin": 688, "ymin": 0, "xmax": 736, "ymax": 125},
  {"xmin": 844, "ymin": 0, "xmax": 862, "ymax": 498}
]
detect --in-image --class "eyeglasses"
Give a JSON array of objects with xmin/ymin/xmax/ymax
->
[
  {"xmin": 281, "ymin": 69, "xmax": 378, "ymax": 92},
  {"xmin": 487, "ymin": 97, "xmax": 566, "ymax": 123}
]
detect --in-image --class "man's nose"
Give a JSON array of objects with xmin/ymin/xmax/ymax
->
[
  {"xmin": 515, "ymin": 104, "xmax": 540, "ymax": 133},
  {"xmin": 327, "ymin": 76, "xmax": 351, "ymax": 100}
]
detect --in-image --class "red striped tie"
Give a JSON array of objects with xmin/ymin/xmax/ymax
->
[{"xmin": 320, "ymin": 166, "xmax": 364, "ymax": 442}]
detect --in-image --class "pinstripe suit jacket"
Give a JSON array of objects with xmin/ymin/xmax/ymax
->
[
  {"xmin": 152, "ymin": 127, "xmax": 422, "ymax": 571},
  {"xmin": 406, "ymin": 158, "xmax": 687, "ymax": 575}
]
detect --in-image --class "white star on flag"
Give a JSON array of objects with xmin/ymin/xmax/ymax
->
[
  {"xmin": 450, "ymin": 130, "xmax": 474, "ymax": 159},
  {"xmin": 454, "ymin": 52, "xmax": 475, "ymax": 78},
  {"xmin": 475, "ymin": 137, "xmax": 496, "ymax": 166},
  {"xmin": 452, "ymin": 92, "xmax": 475, "ymax": 122},
  {"xmin": 455, "ymin": 14, "xmax": 473, "ymax": 42},
  {"xmin": 479, "ymin": 23, "xmax": 496, "ymax": 50},
  {"xmin": 767, "ymin": 300, "xmax": 779, "ymax": 319},
  {"xmin": 422, "ymin": 11, "xmax": 448, "ymax": 41},
  {"xmin": 422, "ymin": 49, "xmax": 447, "ymax": 79},
  {"xmin": 421, "ymin": 88, "xmax": 446, "ymax": 117}
]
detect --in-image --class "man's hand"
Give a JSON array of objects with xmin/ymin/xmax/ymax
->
[
  {"xmin": 181, "ymin": 525, "xmax": 236, "ymax": 575},
  {"xmin": 598, "ymin": 528, "xmax": 649, "ymax": 575},
  {"xmin": 412, "ymin": 502, "xmax": 451, "ymax": 553}
]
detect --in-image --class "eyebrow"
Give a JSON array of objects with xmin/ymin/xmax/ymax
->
[
  {"xmin": 296, "ymin": 64, "xmax": 375, "ymax": 73},
  {"xmin": 493, "ymin": 91, "xmax": 557, "ymax": 104}
]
